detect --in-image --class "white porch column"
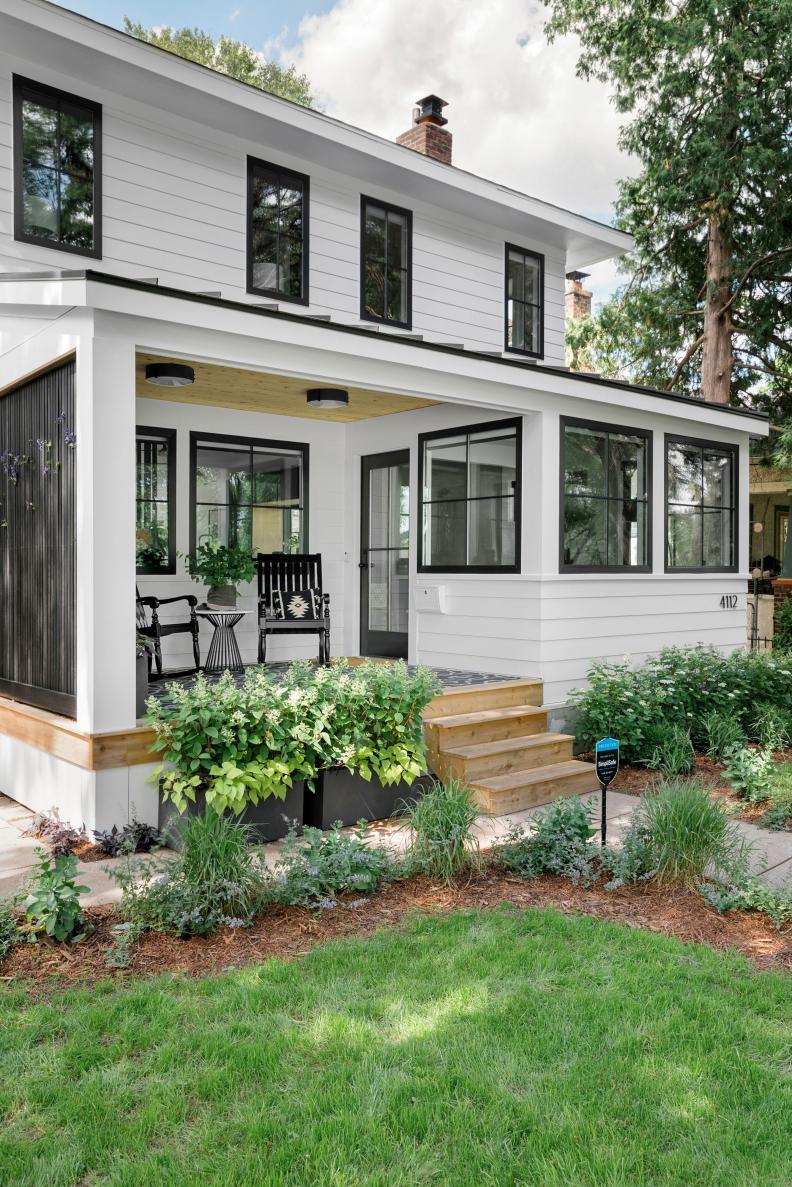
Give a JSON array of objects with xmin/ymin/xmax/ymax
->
[{"xmin": 75, "ymin": 323, "xmax": 136, "ymax": 731}]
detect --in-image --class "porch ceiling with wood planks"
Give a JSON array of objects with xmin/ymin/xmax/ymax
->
[{"xmin": 135, "ymin": 354, "xmax": 440, "ymax": 422}]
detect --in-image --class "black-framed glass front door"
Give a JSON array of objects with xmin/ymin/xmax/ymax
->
[{"xmin": 360, "ymin": 450, "xmax": 410, "ymax": 658}]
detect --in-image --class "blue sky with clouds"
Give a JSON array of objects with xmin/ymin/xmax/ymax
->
[{"xmin": 54, "ymin": 2, "xmax": 332, "ymax": 46}]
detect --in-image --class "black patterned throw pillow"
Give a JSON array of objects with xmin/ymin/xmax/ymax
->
[{"xmin": 273, "ymin": 587, "xmax": 321, "ymax": 621}]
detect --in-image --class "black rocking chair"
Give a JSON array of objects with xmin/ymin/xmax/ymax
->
[
  {"xmin": 136, "ymin": 587, "xmax": 201, "ymax": 678},
  {"xmin": 257, "ymin": 553, "xmax": 331, "ymax": 664}
]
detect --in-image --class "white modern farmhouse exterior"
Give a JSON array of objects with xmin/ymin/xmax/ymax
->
[{"xmin": 0, "ymin": 0, "xmax": 768, "ymax": 829}]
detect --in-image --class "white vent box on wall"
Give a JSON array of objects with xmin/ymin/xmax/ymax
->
[{"xmin": 414, "ymin": 585, "xmax": 446, "ymax": 613}]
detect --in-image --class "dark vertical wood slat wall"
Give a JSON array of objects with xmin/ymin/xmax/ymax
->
[{"xmin": 0, "ymin": 359, "xmax": 76, "ymax": 716}]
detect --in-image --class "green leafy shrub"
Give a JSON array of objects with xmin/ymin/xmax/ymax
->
[
  {"xmin": 403, "ymin": 778, "xmax": 480, "ymax": 885},
  {"xmin": 271, "ymin": 822, "xmax": 396, "ymax": 909},
  {"xmin": 641, "ymin": 721, "xmax": 695, "ymax": 775},
  {"xmin": 114, "ymin": 811, "xmax": 264, "ymax": 938},
  {"xmin": 611, "ymin": 779, "xmax": 751, "ymax": 887},
  {"xmin": 760, "ymin": 802, "xmax": 792, "ymax": 831},
  {"xmin": 498, "ymin": 796, "xmax": 598, "ymax": 884},
  {"xmin": 148, "ymin": 660, "xmax": 441, "ymax": 814},
  {"xmin": 774, "ymin": 596, "xmax": 792, "ymax": 652},
  {"xmin": 0, "ymin": 898, "xmax": 21, "ymax": 961},
  {"xmin": 570, "ymin": 645, "xmax": 792, "ymax": 764},
  {"xmin": 702, "ymin": 710, "xmax": 745, "ymax": 762},
  {"xmin": 724, "ymin": 746, "xmax": 776, "ymax": 804},
  {"xmin": 751, "ymin": 703, "xmax": 792, "ymax": 750},
  {"xmin": 699, "ymin": 877, "xmax": 792, "ymax": 929},
  {"xmin": 23, "ymin": 852, "xmax": 89, "ymax": 943}
]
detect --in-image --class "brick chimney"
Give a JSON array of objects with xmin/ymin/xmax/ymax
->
[
  {"xmin": 396, "ymin": 95, "xmax": 452, "ymax": 164},
  {"xmin": 565, "ymin": 271, "xmax": 592, "ymax": 320}
]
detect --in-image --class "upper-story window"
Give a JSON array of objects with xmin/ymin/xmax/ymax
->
[
  {"xmin": 247, "ymin": 157, "xmax": 309, "ymax": 304},
  {"xmin": 666, "ymin": 436, "xmax": 737, "ymax": 571},
  {"xmin": 13, "ymin": 76, "xmax": 101, "ymax": 258},
  {"xmin": 561, "ymin": 418, "xmax": 651, "ymax": 572},
  {"xmin": 505, "ymin": 244, "xmax": 543, "ymax": 357},
  {"xmin": 360, "ymin": 197, "xmax": 412, "ymax": 329}
]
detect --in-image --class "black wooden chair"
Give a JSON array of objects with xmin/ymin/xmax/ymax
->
[
  {"xmin": 136, "ymin": 587, "xmax": 201, "ymax": 678},
  {"xmin": 257, "ymin": 553, "xmax": 331, "ymax": 664}
]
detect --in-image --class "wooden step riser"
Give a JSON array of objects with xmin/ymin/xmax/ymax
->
[
  {"xmin": 472, "ymin": 767, "xmax": 600, "ymax": 815},
  {"xmin": 425, "ymin": 711, "xmax": 549, "ymax": 751},
  {"xmin": 424, "ymin": 682, "xmax": 543, "ymax": 720},
  {"xmin": 445, "ymin": 736, "xmax": 574, "ymax": 782}
]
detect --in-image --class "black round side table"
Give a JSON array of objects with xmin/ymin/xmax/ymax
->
[{"xmin": 196, "ymin": 607, "xmax": 251, "ymax": 674}]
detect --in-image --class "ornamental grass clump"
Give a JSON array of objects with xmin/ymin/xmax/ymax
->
[
  {"xmin": 402, "ymin": 778, "xmax": 481, "ymax": 885},
  {"xmin": 147, "ymin": 660, "xmax": 441, "ymax": 815},
  {"xmin": 113, "ymin": 810, "xmax": 265, "ymax": 938},
  {"xmin": 614, "ymin": 778, "xmax": 751, "ymax": 887}
]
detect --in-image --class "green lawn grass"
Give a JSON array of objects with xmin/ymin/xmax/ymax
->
[{"xmin": 2, "ymin": 908, "xmax": 791, "ymax": 1186}]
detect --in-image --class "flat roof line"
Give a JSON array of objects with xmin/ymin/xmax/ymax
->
[{"xmin": 0, "ymin": 267, "xmax": 767, "ymax": 424}]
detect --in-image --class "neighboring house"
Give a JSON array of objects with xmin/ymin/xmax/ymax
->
[{"xmin": 0, "ymin": 0, "xmax": 768, "ymax": 829}]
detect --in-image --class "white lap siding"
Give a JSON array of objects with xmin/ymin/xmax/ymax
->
[{"xmin": 0, "ymin": 50, "xmax": 566, "ymax": 364}]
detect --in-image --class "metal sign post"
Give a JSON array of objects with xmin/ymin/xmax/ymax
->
[{"xmin": 594, "ymin": 737, "xmax": 620, "ymax": 847}]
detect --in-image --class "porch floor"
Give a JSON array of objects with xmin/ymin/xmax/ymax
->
[{"xmin": 147, "ymin": 663, "xmax": 519, "ymax": 701}]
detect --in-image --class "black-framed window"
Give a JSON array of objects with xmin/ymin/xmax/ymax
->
[
  {"xmin": 418, "ymin": 418, "xmax": 521, "ymax": 572},
  {"xmin": 666, "ymin": 436, "xmax": 737, "ymax": 571},
  {"xmin": 505, "ymin": 244, "xmax": 543, "ymax": 357},
  {"xmin": 13, "ymin": 75, "xmax": 101, "ymax": 258},
  {"xmin": 136, "ymin": 427, "xmax": 176, "ymax": 575},
  {"xmin": 247, "ymin": 157, "xmax": 309, "ymax": 303},
  {"xmin": 360, "ymin": 196, "xmax": 412, "ymax": 328},
  {"xmin": 191, "ymin": 432, "xmax": 308, "ymax": 556},
  {"xmin": 561, "ymin": 418, "xmax": 651, "ymax": 572}
]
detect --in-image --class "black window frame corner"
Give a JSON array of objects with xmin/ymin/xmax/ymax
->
[
  {"xmin": 558, "ymin": 414, "xmax": 653, "ymax": 575},
  {"xmin": 188, "ymin": 428, "xmax": 310, "ymax": 559},
  {"xmin": 246, "ymin": 154, "xmax": 310, "ymax": 306},
  {"xmin": 417, "ymin": 414, "xmax": 522, "ymax": 575},
  {"xmin": 663, "ymin": 431, "xmax": 739, "ymax": 574},
  {"xmin": 504, "ymin": 242, "xmax": 544, "ymax": 360},
  {"xmin": 12, "ymin": 73, "xmax": 103, "ymax": 261},
  {"xmin": 136, "ymin": 425, "xmax": 177, "ymax": 577},
  {"xmin": 359, "ymin": 193, "xmax": 413, "ymax": 331}
]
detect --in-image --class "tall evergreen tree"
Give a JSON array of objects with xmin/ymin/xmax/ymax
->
[
  {"xmin": 546, "ymin": 0, "xmax": 792, "ymax": 406},
  {"xmin": 123, "ymin": 20, "xmax": 314, "ymax": 108}
]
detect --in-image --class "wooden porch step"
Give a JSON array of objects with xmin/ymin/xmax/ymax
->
[
  {"xmin": 440, "ymin": 732, "xmax": 575, "ymax": 782},
  {"xmin": 424, "ymin": 704, "xmax": 548, "ymax": 750},
  {"xmin": 470, "ymin": 760, "xmax": 600, "ymax": 815},
  {"xmin": 423, "ymin": 679, "xmax": 544, "ymax": 720}
]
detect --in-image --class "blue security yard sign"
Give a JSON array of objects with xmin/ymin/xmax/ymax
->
[{"xmin": 595, "ymin": 737, "xmax": 620, "ymax": 846}]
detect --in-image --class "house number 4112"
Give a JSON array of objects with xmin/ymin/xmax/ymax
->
[{"xmin": 720, "ymin": 594, "xmax": 739, "ymax": 609}]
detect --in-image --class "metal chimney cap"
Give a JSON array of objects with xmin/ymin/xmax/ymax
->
[{"xmin": 415, "ymin": 95, "xmax": 448, "ymax": 126}]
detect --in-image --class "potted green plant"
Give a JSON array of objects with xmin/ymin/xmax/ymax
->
[{"xmin": 184, "ymin": 539, "xmax": 256, "ymax": 607}]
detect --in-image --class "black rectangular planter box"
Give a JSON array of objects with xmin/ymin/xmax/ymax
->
[
  {"xmin": 159, "ymin": 781, "xmax": 305, "ymax": 848},
  {"xmin": 303, "ymin": 767, "xmax": 430, "ymax": 830}
]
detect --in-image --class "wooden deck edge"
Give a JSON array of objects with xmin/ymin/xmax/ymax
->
[
  {"xmin": 0, "ymin": 664, "xmax": 526, "ymax": 773},
  {"xmin": 0, "ymin": 695, "xmax": 156, "ymax": 772}
]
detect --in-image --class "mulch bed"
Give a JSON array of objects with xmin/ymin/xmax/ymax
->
[
  {"xmin": 3, "ymin": 867, "xmax": 792, "ymax": 988},
  {"xmin": 611, "ymin": 757, "xmax": 792, "ymax": 829}
]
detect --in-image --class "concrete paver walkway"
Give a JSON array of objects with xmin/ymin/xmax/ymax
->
[{"xmin": 2, "ymin": 787, "xmax": 792, "ymax": 908}]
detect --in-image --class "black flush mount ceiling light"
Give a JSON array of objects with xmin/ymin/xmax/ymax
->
[
  {"xmin": 145, "ymin": 362, "xmax": 195, "ymax": 387},
  {"xmin": 306, "ymin": 387, "xmax": 349, "ymax": 409}
]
